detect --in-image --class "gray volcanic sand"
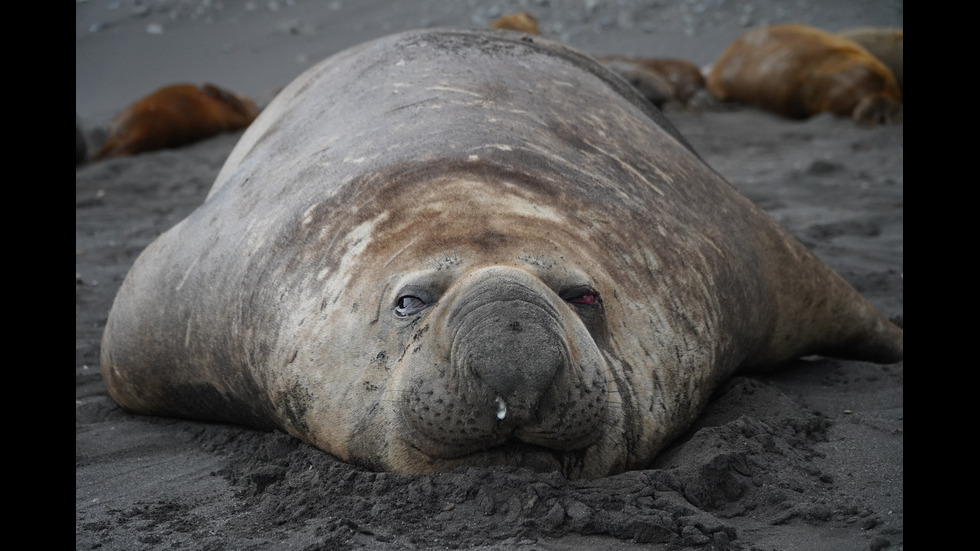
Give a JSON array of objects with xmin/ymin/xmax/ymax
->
[{"xmin": 76, "ymin": 1, "xmax": 903, "ymax": 549}]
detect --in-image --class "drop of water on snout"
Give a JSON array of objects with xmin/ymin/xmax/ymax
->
[{"xmin": 495, "ymin": 396, "xmax": 507, "ymax": 420}]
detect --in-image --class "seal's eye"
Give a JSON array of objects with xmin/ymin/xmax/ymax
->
[
  {"xmin": 563, "ymin": 289, "xmax": 600, "ymax": 306},
  {"xmin": 569, "ymin": 294, "xmax": 597, "ymax": 305},
  {"xmin": 395, "ymin": 295, "xmax": 427, "ymax": 317}
]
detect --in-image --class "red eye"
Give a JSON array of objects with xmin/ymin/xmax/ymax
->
[{"xmin": 570, "ymin": 294, "xmax": 596, "ymax": 305}]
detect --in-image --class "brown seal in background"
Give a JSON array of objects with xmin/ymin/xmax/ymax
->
[
  {"xmin": 707, "ymin": 24, "xmax": 902, "ymax": 126},
  {"xmin": 597, "ymin": 56, "xmax": 707, "ymax": 108},
  {"xmin": 93, "ymin": 83, "xmax": 258, "ymax": 160},
  {"xmin": 489, "ymin": 11, "xmax": 540, "ymax": 34}
]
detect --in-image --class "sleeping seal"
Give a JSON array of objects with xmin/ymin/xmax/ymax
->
[
  {"xmin": 93, "ymin": 83, "xmax": 258, "ymax": 160},
  {"xmin": 101, "ymin": 28, "xmax": 902, "ymax": 479},
  {"xmin": 707, "ymin": 24, "xmax": 902, "ymax": 126}
]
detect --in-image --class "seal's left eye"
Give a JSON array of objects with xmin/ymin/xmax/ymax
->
[
  {"xmin": 395, "ymin": 296, "xmax": 427, "ymax": 317},
  {"xmin": 569, "ymin": 294, "xmax": 597, "ymax": 305},
  {"xmin": 563, "ymin": 287, "xmax": 599, "ymax": 306}
]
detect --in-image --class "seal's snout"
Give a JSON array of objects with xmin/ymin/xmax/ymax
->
[
  {"xmin": 452, "ymin": 284, "xmax": 568, "ymax": 417},
  {"xmin": 395, "ymin": 266, "xmax": 608, "ymax": 463}
]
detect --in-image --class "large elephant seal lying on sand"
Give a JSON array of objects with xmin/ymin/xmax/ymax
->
[{"xmin": 101, "ymin": 28, "xmax": 903, "ymax": 479}]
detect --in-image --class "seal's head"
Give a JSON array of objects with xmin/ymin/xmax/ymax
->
[{"xmin": 387, "ymin": 265, "xmax": 612, "ymax": 474}]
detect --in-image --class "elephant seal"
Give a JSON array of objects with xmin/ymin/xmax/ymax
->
[
  {"xmin": 490, "ymin": 11, "xmax": 539, "ymax": 35},
  {"xmin": 93, "ymin": 83, "xmax": 258, "ymax": 160},
  {"xmin": 597, "ymin": 56, "xmax": 708, "ymax": 108},
  {"xmin": 707, "ymin": 24, "xmax": 902, "ymax": 126},
  {"xmin": 101, "ymin": 28, "xmax": 903, "ymax": 479}
]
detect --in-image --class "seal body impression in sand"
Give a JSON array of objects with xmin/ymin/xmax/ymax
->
[
  {"xmin": 101, "ymin": 28, "xmax": 903, "ymax": 479},
  {"xmin": 93, "ymin": 83, "xmax": 259, "ymax": 160},
  {"xmin": 707, "ymin": 24, "xmax": 902, "ymax": 126}
]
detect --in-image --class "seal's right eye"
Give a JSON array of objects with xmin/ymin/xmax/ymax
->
[{"xmin": 395, "ymin": 296, "xmax": 427, "ymax": 317}]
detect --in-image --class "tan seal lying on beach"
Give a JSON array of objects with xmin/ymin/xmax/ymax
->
[
  {"xmin": 93, "ymin": 83, "xmax": 258, "ymax": 160},
  {"xmin": 489, "ymin": 11, "xmax": 539, "ymax": 34},
  {"xmin": 101, "ymin": 28, "xmax": 903, "ymax": 479},
  {"xmin": 597, "ymin": 56, "xmax": 708, "ymax": 108},
  {"xmin": 706, "ymin": 24, "xmax": 902, "ymax": 126}
]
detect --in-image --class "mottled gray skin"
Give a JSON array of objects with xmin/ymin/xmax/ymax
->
[{"xmin": 101, "ymin": 28, "xmax": 903, "ymax": 479}]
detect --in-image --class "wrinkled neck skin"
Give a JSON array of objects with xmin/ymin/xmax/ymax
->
[{"xmin": 255, "ymin": 171, "xmax": 755, "ymax": 479}]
